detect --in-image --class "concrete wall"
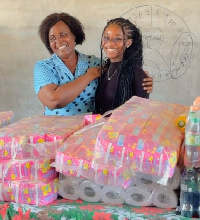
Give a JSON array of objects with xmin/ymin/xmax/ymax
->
[{"xmin": 0, "ymin": 0, "xmax": 200, "ymax": 121}]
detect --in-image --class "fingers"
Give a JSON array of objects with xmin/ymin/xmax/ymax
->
[
  {"xmin": 145, "ymin": 87, "xmax": 153, "ymax": 93},
  {"xmin": 96, "ymin": 66, "xmax": 103, "ymax": 74},
  {"xmin": 143, "ymin": 86, "xmax": 153, "ymax": 93},
  {"xmin": 144, "ymin": 70, "xmax": 149, "ymax": 77},
  {"xmin": 143, "ymin": 80, "xmax": 153, "ymax": 93},
  {"xmin": 143, "ymin": 71, "xmax": 153, "ymax": 93},
  {"xmin": 142, "ymin": 81, "xmax": 153, "ymax": 86},
  {"xmin": 143, "ymin": 77, "xmax": 153, "ymax": 82}
]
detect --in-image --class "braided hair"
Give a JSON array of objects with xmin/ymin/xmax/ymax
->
[
  {"xmin": 99, "ymin": 17, "xmax": 143, "ymax": 110},
  {"xmin": 100, "ymin": 18, "xmax": 143, "ymax": 69}
]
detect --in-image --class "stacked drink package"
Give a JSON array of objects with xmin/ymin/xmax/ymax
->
[
  {"xmin": 180, "ymin": 97, "xmax": 200, "ymax": 218},
  {"xmin": 54, "ymin": 96, "xmax": 188, "ymax": 208},
  {"xmin": 0, "ymin": 114, "xmax": 86, "ymax": 205}
]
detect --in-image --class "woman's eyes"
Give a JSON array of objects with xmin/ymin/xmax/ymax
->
[
  {"xmin": 102, "ymin": 36, "xmax": 110, "ymax": 41},
  {"xmin": 49, "ymin": 33, "xmax": 68, "ymax": 41},
  {"xmin": 102, "ymin": 36, "xmax": 124, "ymax": 43},
  {"xmin": 114, "ymin": 37, "xmax": 123, "ymax": 42},
  {"xmin": 61, "ymin": 33, "xmax": 67, "ymax": 37},
  {"xmin": 49, "ymin": 37, "xmax": 56, "ymax": 42}
]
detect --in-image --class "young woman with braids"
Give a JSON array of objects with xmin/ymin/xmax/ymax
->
[
  {"xmin": 95, "ymin": 18, "xmax": 149, "ymax": 114},
  {"xmin": 34, "ymin": 13, "xmax": 152, "ymax": 116}
]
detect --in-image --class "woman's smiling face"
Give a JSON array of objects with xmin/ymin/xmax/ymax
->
[
  {"xmin": 49, "ymin": 20, "xmax": 76, "ymax": 59},
  {"xmin": 101, "ymin": 23, "xmax": 132, "ymax": 62}
]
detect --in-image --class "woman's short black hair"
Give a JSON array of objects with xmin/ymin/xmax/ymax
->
[{"xmin": 38, "ymin": 12, "xmax": 85, "ymax": 54}]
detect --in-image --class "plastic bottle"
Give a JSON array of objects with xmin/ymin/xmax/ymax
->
[
  {"xmin": 192, "ymin": 168, "xmax": 199, "ymax": 217},
  {"xmin": 197, "ymin": 169, "xmax": 200, "ymax": 218},
  {"xmin": 197, "ymin": 169, "xmax": 200, "ymax": 191},
  {"xmin": 181, "ymin": 189, "xmax": 193, "ymax": 218},
  {"xmin": 185, "ymin": 106, "xmax": 200, "ymax": 167},
  {"xmin": 181, "ymin": 167, "xmax": 197, "ymax": 218}
]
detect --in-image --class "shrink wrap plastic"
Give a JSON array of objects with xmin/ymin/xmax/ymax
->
[
  {"xmin": 58, "ymin": 174, "xmax": 179, "ymax": 208},
  {"xmin": 92, "ymin": 96, "xmax": 188, "ymax": 184}
]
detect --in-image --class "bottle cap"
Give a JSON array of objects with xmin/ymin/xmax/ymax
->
[
  {"xmin": 190, "ymin": 105, "xmax": 200, "ymax": 111},
  {"xmin": 193, "ymin": 97, "xmax": 200, "ymax": 105},
  {"xmin": 188, "ymin": 187, "xmax": 193, "ymax": 192},
  {"xmin": 175, "ymin": 114, "xmax": 186, "ymax": 130}
]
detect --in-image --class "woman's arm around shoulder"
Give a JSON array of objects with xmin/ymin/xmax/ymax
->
[
  {"xmin": 133, "ymin": 66, "xmax": 150, "ymax": 99},
  {"xmin": 143, "ymin": 71, "xmax": 153, "ymax": 94}
]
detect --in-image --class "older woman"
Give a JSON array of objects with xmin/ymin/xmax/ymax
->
[{"xmin": 34, "ymin": 13, "xmax": 153, "ymax": 116}]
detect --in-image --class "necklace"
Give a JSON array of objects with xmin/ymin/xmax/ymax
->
[{"xmin": 107, "ymin": 69, "xmax": 118, "ymax": 80}]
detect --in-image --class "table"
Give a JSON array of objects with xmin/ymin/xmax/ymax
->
[{"xmin": 0, "ymin": 199, "xmax": 197, "ymax": 220}]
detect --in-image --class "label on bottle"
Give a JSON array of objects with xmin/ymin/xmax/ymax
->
[
  {"xmin": 190, "ymin": 117, "xmax": 200, "ymax": 124},
  {"xmin": 185, "ymin": 133, "xmax": 200, "ymax": 146},
  {"xmin": 181, "ymin": 183, "xmax": 187, "ymax": 191}
]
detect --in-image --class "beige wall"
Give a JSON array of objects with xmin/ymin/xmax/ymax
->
[{"xmin": 0, "ymin": 0, "xmax": 200, "ymax": 121}]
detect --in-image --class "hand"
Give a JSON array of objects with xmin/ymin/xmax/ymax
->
[
  {"xmin": 86, "ymin": 67, "xmax": 101, "ymax": 80},
  {"xmin": 143, "ymin": 71, "xmax": 153, "ymax": 93}
]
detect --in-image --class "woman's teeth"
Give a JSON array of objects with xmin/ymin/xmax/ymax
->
[
  {"xmin": 107, "ymin": 48, "xmax": 117, "ymax": 52},
  {"xmin": 58, "ymin": 45, "xmax": 66, "ymax": 50}
]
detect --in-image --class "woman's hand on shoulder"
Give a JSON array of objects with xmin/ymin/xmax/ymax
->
[
  {"xmin": 86, "ymin": 67, "xmax": 101, "ymax": 80},
  {"xmin": 142, "ymin": 71, "xmax": 153, "ymax": 93}
]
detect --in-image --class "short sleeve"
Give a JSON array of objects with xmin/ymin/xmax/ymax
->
[
  {"xmin": 34, "ymin": 61, "xmax": 58, "ymax": 94},
  {"xmin": 90, "ymin": 56, "xmax": 101, "ymax": 67},
  {"xmin": 83, "ymin": 55, "xmax": 100, "ymax": 68}
]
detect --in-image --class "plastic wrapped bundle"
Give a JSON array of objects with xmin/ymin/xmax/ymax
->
[
  {"xmin": 0, "ymin": 111, "xmax": 13, "ymax": 128},
  {"xmin": 58, "ymin": 174, "xmax": 179, "ymax": 208},
  {"xmin": 0, "ymin": 115, "xmax": 85, "ymax": 160},
  {"xmin": 0, "ymin": 158, "xmax": 58, "ymax": 181},
  {"xmin": 54, "ymin": 117, "xmax": 135, "ymax": 188},
  {"xmin": 0, "ymin": 178, "xmax": 58, "ymax": 205},
  {"xmin": 92, "ymin": 96, "xmax": 189, "ymax": 184}
]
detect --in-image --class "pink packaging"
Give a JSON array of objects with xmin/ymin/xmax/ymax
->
[
  {"xmin": 0, "ymin": 111, "xmax": 13, "ymax": 128},
  {"xmin": 54, "ymin": 118, "xmax": 132, "ymax": 187},
  {"xmin": 84, "ymin": 114, "xmax": 101, "ymax": 125},
  {"xmin": 0, "ymin": 159, "xmax": 58, "ymax": 181},
  {"xmin": 92, "ymin": 96, "xmax": 189, "ymax": 180},
  {"xmin": 0, "ymin": 115, "xmax": 85, "ymax": 159},
  {"xmin": 0, "ymin": 178, "xmax": 58, "ymax": 205}
]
